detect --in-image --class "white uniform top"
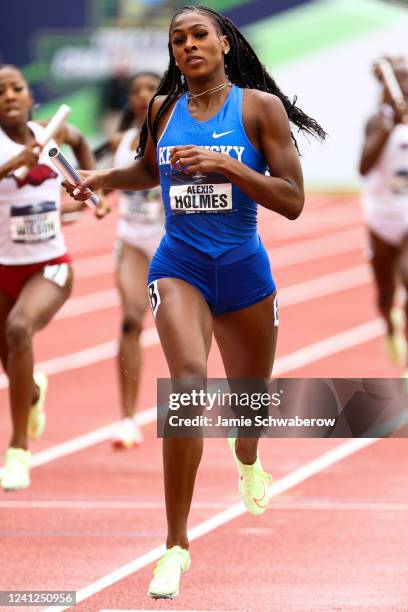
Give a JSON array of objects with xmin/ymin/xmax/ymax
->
[
  {"xmin": 113, "ymin": 127, "xmax": 164, "ymax": 251},
  {"xmin": 0, "ymin": 121, "xmax": 66, "ymax": 265},
  {"xmin": 362, "ymin": 122, "xmax": 408, "ymax": 245}
]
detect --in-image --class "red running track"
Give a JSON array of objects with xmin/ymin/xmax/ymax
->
[{"xmin": 0, "ymin": 193, "xmax": 407, "ymax": 612}]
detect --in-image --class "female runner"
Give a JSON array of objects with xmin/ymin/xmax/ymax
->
[
  {"xmin": 0, "ymin": 64, "xmax": 103, "ymax": 490},
  {"xmin": 67, "ymin": 6, "xmax": 325, "ymax": 598}
]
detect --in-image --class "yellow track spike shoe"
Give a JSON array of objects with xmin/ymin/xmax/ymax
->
[
  {"xmin": 1, "ymin": 448, "xmax": 31, "ymax": 491},
  {"xmin": 148, "ymin": 545, "xmax": 191, "ymax": 599},
  {"xmin": 385, "ymin": 308, "xmax": 407, "ymax": 366},
  {"xmin": 27, "ymin": 372, "xmax": 48, "ymax": 440},
  {"xmin": 228, "ymin": 437, "xmax": 273, "ymax": 515}
]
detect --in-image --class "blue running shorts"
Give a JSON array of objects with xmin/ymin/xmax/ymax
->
[{"xmin": 148, "ymin": 233, "xmax": 276, "ymax": 315}]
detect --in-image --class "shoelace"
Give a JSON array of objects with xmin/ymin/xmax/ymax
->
[{"xmin": 240, "ymin": 462, "xmax": 273, "ymax": 493}]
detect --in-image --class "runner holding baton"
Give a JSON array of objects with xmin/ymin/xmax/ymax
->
[
  {"xmin": 48, "ymin": 147, "xmax": 100, "ymax": 208},
  {"xmin": 14, "ymin": 104, "xmax": 71, "ymax": 179},
  {"xmin": 374, "ymin": 56, "xmax": 408, "ymax": 123}
]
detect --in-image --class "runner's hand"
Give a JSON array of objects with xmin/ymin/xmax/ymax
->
[
  {"xmin": 62, "ymin": 169, "xmax": 111, "ymax": 201},
  {"xmin": 12, "ymin": 141, "xmax": 41, "ymax": 172},
  {"xmin": 169, "ymin": 145, "xmax": 229, "ymax": 174}
]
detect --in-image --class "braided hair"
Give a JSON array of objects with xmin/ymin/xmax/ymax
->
[{"xmin": 137, "ymin": 5, "xmax": 325, "ymax": 156}]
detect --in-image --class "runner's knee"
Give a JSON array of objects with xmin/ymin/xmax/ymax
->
[
  {"xmin": 6, "ymin": 314, "xmax": 33, "ymax": 351},
  {"xmin": 172, "ymin": 362, "xmax": 207, "ymax": 382},
  {"xmin": 121, "ymin": 309, "xmax": 144, "ymax": 336}
]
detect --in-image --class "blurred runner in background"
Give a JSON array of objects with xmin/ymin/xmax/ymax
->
[
  {"xmin": 359, "ymin": 56, "xmax": 408, "ymax": 373},
  {"xmin": 97, "ymin": 72, "xmax": 164, "ymax": 449}
]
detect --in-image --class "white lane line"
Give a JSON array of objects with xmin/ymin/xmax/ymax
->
[
  {"xmin": 270, "ymin": 500, "xmax": 408, "ymax": 511},
  {"xmin": 43, "ymin": 437, "xmax": 378, "ymax": 612},
  {"xmin": 56, "ymin": 289, "xmax": 118, "ymax": 319},
  {"xmin": 74, "ymin": 254, "xmax": 114, "ymax": 279},
  {"xmin": 7, "ymin": 407, "xmax": 156, "ymax": 474},
  {"xmin": 0, "ymin": 500, "xmax": 229, "ymax": 510},
  {"xmin": 279, "ymin": 263, "xmax": 370, "ymax": 306},
  {"xmin": 72, "ymin": 225, "xmax": 364, "ymax": 280},
  {"xmin": 267, "ymin": 227, "xmax": 363, "ymax": 267},
  {"xmin": 0, "ymin": 328, "xmax": 159, "ymax": 391},
  {"xmin": 1, "ymin": 262, "xmax": 373, "ymax": 390},
  {"xmin": 274, "ymin": 318, "xmax": 383, "ymax": 375},
  {"xmin": 269, "ymin": 205, "xmax": 361, "ymax": 239},
  {"xmin": 57, "ymin": 262, "xmax": 370, "ymax": 321},
  {"xmin": 0, "ymin": 318, "xmax": 385, "ymax": 478},
  {"xmin": 0, "ymin": 313, "xmax": 383, "ymax": 400},
  {"xmin": 0, "ymin": 319, "xmax": 384, "ymax": 476},
  {"xmin": 2, "ymin": 499, "xmax": 407, "ymax": 511}
]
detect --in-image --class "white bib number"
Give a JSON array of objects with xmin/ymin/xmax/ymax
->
[
  {"xmin": 10, "ymin": 202, "xmax": 59, "ymax": 243},
  {"xmin": 169, "ymin": 171, "xmax": 232, "ymax": 214},
  {"xmin": 120, "ymin": 189, "xmax": 162, "ymax": 223},
  {"xmin": 148, "ymin": 280, "xmax": 161, "ymax": 319},
  {"xmin": 391, "ymin": 169, "xmax": 408, "ymax": 194}
]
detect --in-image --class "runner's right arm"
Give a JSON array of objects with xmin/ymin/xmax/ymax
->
[
  {"xmin": 0, "ymin": 142, "xmax": 40, "ymax": 181},
  {"xmin": 359, "ymin": 112, "xmax": 394, "ymax": 176},
  {"xmin": 65, "ymin": 99, "xmax": 162, "ymax": 201}
]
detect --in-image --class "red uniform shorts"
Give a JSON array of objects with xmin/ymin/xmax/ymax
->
[{"xmin": 0, "ymin": 253, "xmax": 72, "ymax": 301}]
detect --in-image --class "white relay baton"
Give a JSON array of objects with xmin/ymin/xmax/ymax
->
[
  {"xmin": 48, "ymin": 147, "xmax": 100, "ymax": 209},
  {"xmin": 14, "ymin": 104, "xmax": 71, "ymax": 180},
  {"xmin": 376, "ymin": 59, "xmax": 404, "ymax": 106}
]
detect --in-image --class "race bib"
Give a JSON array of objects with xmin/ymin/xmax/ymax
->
[
  {"xmin": 391, "ymin": 169, "xmax": 408, "ymax": 195},
  {"xmin": 119, "ymin": 188, "xmax": 162, "ymax": 223},
  {"xmin": 10, "ymin": 202, "xmax": 59, "ymax": 243},
  {"xmin": 169, "ymin": 171, "xmax": 232, "ymax": 214}
]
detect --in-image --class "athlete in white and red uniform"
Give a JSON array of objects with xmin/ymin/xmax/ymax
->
[
  {"xmin": 359, "ymin": 55, "xmax": 408, "ymax": 371},
  {"xmin": 0, "ymin": 64, "xmax": 102, "ymax": 490}
]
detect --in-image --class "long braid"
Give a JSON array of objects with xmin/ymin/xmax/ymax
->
[
  {"xmin": 138, "ymin": 51, "xmax": 188, "ymax": 156},
  {"xmin": 137, "ymin": 5, "xmax": 326, "ymax": 156}
]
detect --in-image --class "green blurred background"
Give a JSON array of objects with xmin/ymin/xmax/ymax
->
[{"xmin": 1, "ymin": 0, "xmax": 407, "ymax": 188}]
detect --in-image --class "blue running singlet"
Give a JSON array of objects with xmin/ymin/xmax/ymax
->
[
  {"xmin": 149, "ymin": 85, "xmax": 276, "ymax": 314},
  {"xmin": 157, "ymin": 85, "xmax": 267, "ymax": 258}
]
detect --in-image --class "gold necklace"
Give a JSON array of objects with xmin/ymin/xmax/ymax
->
[{"xmin": 186, "ymin": 81, "xmax": 232, "ymax": 100}]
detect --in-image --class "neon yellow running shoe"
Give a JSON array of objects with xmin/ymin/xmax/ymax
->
[
  {"xmin": 228, "ymin": 437, "xmax": 273, "ymax": 516},
  {"xmin": 27, "ymin": 372, "xmax": 48, "ymax": 440},
  {"xmin": 385, "ymin": 308, "xmax": 407, "ymax": 366},
  {"xmin": 1, "ymin": 448, "xmax": 31, "ymax": 491},
  {"xmin": 148, "ymin": 545, "xmax": 191, "ymax": 599}
]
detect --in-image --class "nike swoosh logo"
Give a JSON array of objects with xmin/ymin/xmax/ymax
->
[
  {"xmin": 253, "ymin": 482, "xmax": 268, "ymax": 508},
  {"xmin": 212, "ymin": 130, "xmax": 234, "ymax": 139}
]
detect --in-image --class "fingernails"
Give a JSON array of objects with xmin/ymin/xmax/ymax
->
[{"xmin": 73, "ymin": 188, "xmax": 80, "ymax": 196}]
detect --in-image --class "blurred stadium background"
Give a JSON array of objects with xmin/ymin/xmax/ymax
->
[
  {"xmin": 1, "ymin": 0, "xmax": 408, "ymax": 188},
  {"xmin": 1, "ymin": 3, "xmax": 408, "ymax": 608}
]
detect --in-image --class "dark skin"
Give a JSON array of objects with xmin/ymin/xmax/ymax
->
[
  {"xmin": 359, "ymin": 57, "xmax": 408, "ymax": 342},
  {"xmin": 113, "ymin": 74, "xmax": 162, "ymax": 422},
  {"xmin": 359, "ymin": 57, "xmax": 408, "ymax": 177},
  {"xmin": 0, "ymin": 66, "xmax": 99, "ymax": 450},
  {"xmin": 66, "ymin": 12, "xmax": 304, "ymax": 549}
]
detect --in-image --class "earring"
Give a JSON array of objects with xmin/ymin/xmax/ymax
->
[{"xmin": 224, "ymin": 49, "xmax": 229, "ymax": 55}]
